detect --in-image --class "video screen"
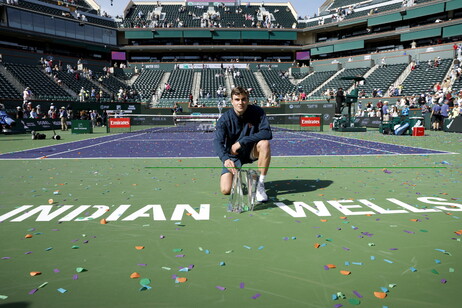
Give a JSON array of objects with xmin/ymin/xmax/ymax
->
[
  {"xmin": 111, "ymin": 51, "xmax": 126, "ymax": 61},
  {"xmin": 296, "ymin": 51, "xmax": 310, "ymax": 60}
]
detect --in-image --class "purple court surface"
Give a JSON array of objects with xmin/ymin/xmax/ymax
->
[{"xmin": 0, "ymin": 131, "xmax": 451, "ymax": 159}]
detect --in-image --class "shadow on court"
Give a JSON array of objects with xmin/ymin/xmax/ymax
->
[
  {"xmin": 0, "ymin": 302, "xmax": 31, "ymax": 308},
  {"xmin": 254, "ymin": 179, "xmax": 333, "ymax": 211}
]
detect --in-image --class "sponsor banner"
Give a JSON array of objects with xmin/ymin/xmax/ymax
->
[
  {"xmin": 300, "ymin": 116, "xmax": 321, "ymax": 127},
  {"xmin": 444, "ymin": 117, "xmax": 462, "ymax": 133},
  {"xmin": 354, "ymin": 117, "xmax": 382, "ymax": 128},
  {"xmin": 109, "ymin": 118, "xmax": 131, "ymax": 128},
  {"xmin": 11, "ymin": 118, "xmax": 70, "ymax": 134}
]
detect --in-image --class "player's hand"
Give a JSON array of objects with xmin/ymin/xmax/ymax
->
[
  {"xmin": 230, "ymin": 142, "xmax": 241, "ymax": 155},
  {"xmin": 224, "ymin": 159, "xmax": 237, "ymax": 174}
]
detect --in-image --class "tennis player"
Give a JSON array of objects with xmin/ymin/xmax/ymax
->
[{"xmin": 213, "ymin": 86, "xmax": 272, "ymax": 202}]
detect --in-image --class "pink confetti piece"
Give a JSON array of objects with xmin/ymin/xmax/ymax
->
[
  {"xmin": 188, "ymin": 264, "xmax": 194, "ymax": 269},
  {"xmin": 175, "ymin": 254, "xmax": 185, "ymax": 258},
  {"xmin": 441, "ymin": 279, "xmax": 447, "ymax": 284},
  {"xmin": 240, "ymin": 282, "xmax": 245, "ymax": 289},
  {"xmin": 73, "ymin": 274, "xmax": 78, "ymax": 280},
  {"xmin": 216, "ymin": 286, "xmax": 226, "ymax": 291},
  {"xmin": 2, "ymin": 257, "xmax": 11, "ymax": 260},
  {"xmin": 334, "ymin": 304, "xmax": 343, "ymax": 308},
  {"xmin": 28, "ymin": 289, "xmax": 38, "ymax": 295},
  {"xmin": 342, "ymin": 247, "xmax": 350, "ymax": 251},
  {"xmin": 138, "ymin": 263, "xmax": 147, "ymax": 266},
  {"xmin": 389, "ymin": 248, "xmax": 398, "ymax": 250},
  {"xmin": 251, "ymin": 293, "xmax": 261, "ymax": 299},
  {"xmin": 404, "ymin": 230, "xmax": 415, "ymax": 234},
  {"xmin": 53, "ymin": 269, "xmax": 60, "ymax": 273},
  {"xmin": 353, "ymin": 290, "xmax": 363, "ymax": 298}
]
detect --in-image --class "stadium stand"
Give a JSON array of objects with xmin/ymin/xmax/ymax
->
[
  {"xmin": 131, "ymin": 69, "xmax": 165, "ymax": 102},
  {"xmin": 200, "ymin": 69, "xmax": 226, "ymax": 99},
  {"xmin": 298, "ymin": 71, "xmax": 337, "ymax": 96},
  {"xmin": 400, "ymin": 58, "xmax": 452, "ymax": 96},
  {"xmin": 230, "ymin": 69, "xmax": 265, "ymax": 100},
  {"xmin": 5, "ymin": 63, "xmax": 71, "ymax": 99},
  {"xmin": 356, "ymin": 63, "xmax": 408, "ymax": 97},
  {"xmin": 261, "ymin": 70, "xmax": 296, "ymax": 97},
  {"xmin": 311, "ymin": 67, "xmax": 370, "ymax": 97},
  {"xmin": 161, "ymin": 69, "xmax": 194, "ymax": 100},
  {"xmin": 0, "ymin": 70, "xmax": 20, "ymax": 99}
]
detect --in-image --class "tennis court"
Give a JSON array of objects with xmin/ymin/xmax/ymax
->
[{"xmin": 0, "ymin": 126, "xmax": 460, "ymax": 308}]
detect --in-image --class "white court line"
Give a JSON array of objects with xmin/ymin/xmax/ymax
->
[{"xmin": 35, "ymin": 133, "xmax": 146, "ymax": 159}]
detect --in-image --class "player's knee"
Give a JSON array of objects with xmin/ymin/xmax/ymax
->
[
  {"xmin": 258, "ymin": 140, "xmax": 271, "ymax": 153},
  {"xmin": 221, "ymin": 187, "xmax": 231, "ymax": 195}
]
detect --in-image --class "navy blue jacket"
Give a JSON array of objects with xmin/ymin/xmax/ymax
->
[{"xmin": 213, "ymin": 104, "xmax": 272, "ymax": 163}]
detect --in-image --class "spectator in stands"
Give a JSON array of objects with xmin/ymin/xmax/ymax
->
[
  {"xmin": 16, "ymin": 106, "xmax": 23, "ymax": 119},
  {"xmin": 23, "ymin": 87, "xmax": 32, "ymax": 105},
  {"xmin": 60, "ymin": 107, "xmax": 68, "ymax": 131}
]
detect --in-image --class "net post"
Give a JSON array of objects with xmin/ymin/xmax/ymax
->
[{"xmin": 320, "ymin": 113, "xmax": 324, "ymax": 132}]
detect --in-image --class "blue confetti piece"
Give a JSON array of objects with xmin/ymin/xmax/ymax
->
[
  {"xmin": 410, "ymin": 267, "xmax": 417, "ymax": 272},
  {"xmin": 384, "ymin": 259, "xmax": 394, "ymax": 263},
  {"xmin": 205, "ymin": 249, "xmax": 210, "ymax": 254},
  {"xmin": 380, "ymin": 287, "xmax": 389, "ymax": 293},
  {"xmin": 258, "ymin": 246, "xmax": 264, "ymax": 250},
  {"xmin": 332, "ymin": 294, "xmax": 338, "ymax": 300},
  {"xmin": 345, "ymin": 261, "xmax": 350, "ymax": 266},
  {"xmin": 370, "ymin": 256, "xmax": 376, "ymax": 261},
  {"xmin": 57, "ymin": 288, "xmax": 67, "ymax": 293},
  {"xmin": 435, "ymin": 259, "xmax": 441, "ymax": 264},
  {"xmin": 352, "ymin": 262, "xmax": 363, "ymax": 265}
]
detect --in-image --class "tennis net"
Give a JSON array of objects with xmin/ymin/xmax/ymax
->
[{"xmin": 106, "ymin": 113, "xmax": 324, "ymax": 133}]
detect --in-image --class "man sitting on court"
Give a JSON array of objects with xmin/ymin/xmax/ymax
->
[{"xmin": 213, "ymin": 86, "xmax": 272, "ymax": 202}]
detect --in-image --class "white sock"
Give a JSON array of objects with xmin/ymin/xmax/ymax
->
[{"xmin": 259, "ymin": 175, "xmax": 266, "ymax": 184}]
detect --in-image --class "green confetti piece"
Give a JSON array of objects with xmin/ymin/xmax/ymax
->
[
  {"xmin": 431, "ymin": 269, "xmax": 439, "ymax": 275},
  {"xmin": 140, "ymin": 278, "xmax": 151, "ymax": 286},
  {"xmin": 349, "ymin": 298, "xmax": 361, "ymax": 305},
  {"xmin": 172, "ymin": 248, "xmax": 183, "ymax": 252},
  {"xmin": 38, "ymin": 282, "xmax": 48, "ymax": 289},
  {"xmin": 71, "ymin": 246, "xmax": 79, "ymax": 249},
  {"xmin": 0, "ymin": 295, "xmax": 8, "ymax": 300},
  {"xmin": 449, "ymin": 268, "xmax": 455, "ymax": 273},
  {"xmin": 76, "ymin": 267, "xmax": 87, "ymax": 273}
]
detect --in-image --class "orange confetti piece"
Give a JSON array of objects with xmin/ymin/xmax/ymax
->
[
  {"xmin": 130, "ymin": 272, "xmax": 140, "ymax": 279},
  {"xmin": 340, "ymin": 270, "xmax": 351, "ymax": 275},
  {"xmin": 318, "ymin": 194, "xmax": 325, "ymax": 196},
  {"xmin": 186, "ymin": 213, "xmax": 192, "ymax": 216},
  {"xmin": 374, "ymin": 292, "xmax": 387, "ymax": 299},
  {"xmin": 30, "ymin": 272, "xmax": 41, "ymax": 276},
  {"xmin": 176, "ymin": 277, "xmax": 187, "ymax": 283},
  {"xmin": 320, "ymin": 219, "xmax": 328, "ymax": 222},
  {"xmin": 339, "ymin": 217, "xmax": 347, "ymax": 220},
  {"xmin": 327, "ymin": 264, "xmax": 336, "ymax": 269},
  {"xmin": 314, "ymin": 243, "xmax": 320, "ymax": 248},
  {"xmin": 100, "ymin": 219, "xmax": 107, "ymax": 225},
  {"xmin": 25, "ymin": 234, "xmax": 33, "ymax": 238},
  {"xmin": 135, "ymin": 246, "xmax": 145, "ymax": 250},
  {"xmin": 410, "ymin": 219, "xmax": 419, "ymax": 222},
  {"xmin": 48, "ymin": 199, "xmax": 54, "ymax": 205}
]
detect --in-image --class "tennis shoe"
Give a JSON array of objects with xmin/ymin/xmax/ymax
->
[{"xmin": 256, "ymin": 182, "xmax": 268, "ymax": 202}]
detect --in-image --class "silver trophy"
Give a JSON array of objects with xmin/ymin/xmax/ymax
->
[{"xmin": 228, "ymin": 169, "xmax": 259, "ymax": 213}]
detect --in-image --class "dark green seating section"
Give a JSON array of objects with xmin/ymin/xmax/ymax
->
[
  {"xmin": 356, "ymin": 63, "xmax": 407, "ymax": 97},
  {"xmin": 231, "ymin": 69, "xmax": 265, "ymax": 99},
  {"xmin": 401, "ymin": 59, "xmax": 452, "ymax": 95},
  {"xmin": 0, "ymin": 73, "xmax": 20, "ymax": 99},
  {"xmin": 131, "ymin": 69, "xmax": 165, "ymax": 101},
  {"xmin": 100, "ymin": 75, "xmax": 130, "ymax": 94},
  {"xmin": 123, "ymin": 4, "xmax": 297, "ymax": 29},
  {"xmin": 161, "ymin": 70, "xmax": 194, "ymax": 100},
  {"xmin": 56, "ymin": 71, "xmax": 100, "ymax": 96},
  {"xmin": 200, "ymin": 69, "xmax": 226, "ymax": 99},
  {"xmin": 298, "ymin": 71, "xmax": 335, "ymax": 95},
  {"xmin": 292, "ymin": 72, "xmax": 309, "ymax": 79},
  {"xmin": 311, "ymin": 68, "xmax": 369, "ymax": 97},
  {"xmin": 261, "ymin": 70, "xmax": 296, "ymax": 96},
  {"xmin": 5, "ymin": 63, "xmax": 71, "ymax": 99}
]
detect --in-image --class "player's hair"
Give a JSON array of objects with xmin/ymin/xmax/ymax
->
[{"xmin": 231, "ymin": 86, "xmax": 249, "ymax": 99}]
